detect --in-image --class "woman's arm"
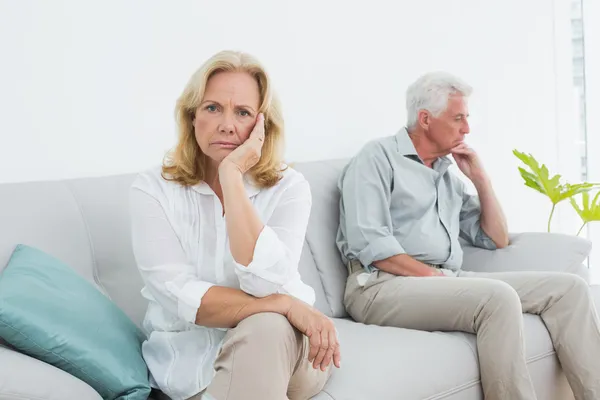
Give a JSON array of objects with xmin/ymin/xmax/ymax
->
[
  {"xmin": 195, "ymin": 287, "xmax": 288, "ymax": 328},
  {"xmin": 219, "ymin": 168, "xmax": 314, "ymax": 301},
  {"xmin": 216, "ymin": 114, "xmax": 314, "ymax": 302},
  {"xmin": 218, "ymin": 166, "xmax": 263, "ymax": 266},
  {"xmin": 131, "ymin": 185, "xmax": 218, "ymax": 324},
  {"xmin": 131, "ymin": 182, "xmax": 299, "ymax": 330}
]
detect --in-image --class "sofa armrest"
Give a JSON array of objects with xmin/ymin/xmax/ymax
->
[
  {"xmin": 0, "ymin": 344, "xmax": 102, "ymax": 400},
  {"xmin": 460, "ymin": 232, "xmax": 592, "ymax": 281}
]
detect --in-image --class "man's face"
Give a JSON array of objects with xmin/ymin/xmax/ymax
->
[{"xmin": 426, "ymin": 94, "xmax": 470, "ymax": 153}]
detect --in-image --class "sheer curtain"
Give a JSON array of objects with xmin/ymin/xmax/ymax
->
[{"xmin": 581, "ymin": 0, "xmax": 600, "ymax": 281}]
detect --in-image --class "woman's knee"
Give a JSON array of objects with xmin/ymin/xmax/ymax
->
[{"xmin": 235, "ymin": 312, "xmax": 299, "ymax": 344}]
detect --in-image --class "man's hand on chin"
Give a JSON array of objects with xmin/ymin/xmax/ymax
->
[{"xmin": 450, "ymin": 143, "xmax": 489, "ymax": 186}]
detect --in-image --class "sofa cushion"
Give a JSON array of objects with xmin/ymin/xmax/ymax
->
[
  {"xmin": 325, "ymin": 314, "xmax": 573, "ymax": 400},
  {"xmin": 0, "ymin": 344, "xmax": 102, "ymax": 400},
  {"xmin": 0, "ymin": 244, "xmax": 151, "ymax": 400},
  {"xmin": 66, "ymin": 175, "xmax": 148, "ymax": 327},
  {"xmin": 461, "ymin": 232, "xmax": 592, "ymax": 281},
  {"xmin": 326, "ymin": 318, "xmax": 480, "ymax": 399},
  {"xmin": 298, "ymin": 242, "xmax": 332, "ymax": 315},
  {"xmin": 0, "ymin": 180, "xmax": 102, "ymax": 291},
  {"xmin": 294, "ymin": 160, "xmax": 350, "ymax": 318}
]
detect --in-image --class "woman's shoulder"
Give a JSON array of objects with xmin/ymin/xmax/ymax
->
[{"xmin": 131, "ymin": 165, "xmax": 181, "ymax": 197}]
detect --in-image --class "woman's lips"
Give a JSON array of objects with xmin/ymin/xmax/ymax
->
[{"xmin": 211, "ymin": 142, "xmax": 239, "ymax": 149}]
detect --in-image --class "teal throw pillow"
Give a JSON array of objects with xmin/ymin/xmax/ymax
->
[{"xmin": 0, "ymin": 244, "xmax": 151, "ymax": 400}]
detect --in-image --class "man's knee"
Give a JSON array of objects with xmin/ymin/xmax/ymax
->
[
  {"xmin": 485, "ymin": 280, "xmax": 522, "ymax": 312},
  {"xmin": 554, "ymin": 272, "xmax": 589, "ymax": 295}
]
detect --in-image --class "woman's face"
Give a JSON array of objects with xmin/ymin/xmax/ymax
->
[{"xmin": 193, "ymin": 71, "xmax": 261, "ymax": 168}]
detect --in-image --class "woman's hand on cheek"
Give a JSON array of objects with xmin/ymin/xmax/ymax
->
[{"xmin": 219, "ymin": 113, "xmax": 265, "ymax": 176}]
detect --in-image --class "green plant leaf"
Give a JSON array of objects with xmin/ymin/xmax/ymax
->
[
  {"xmin": 513, "ymin": 150, "xmax": 564, "ymax": 204},
  {"xmin": 557, "ymin": 183, "xmax": 596, "ymax": 203},
  {"xmin": 517, "ymin": 167, "xmax": 544, "ymax": 194},
  {"xmin": 570, "ymin": 190, "xmax": 600, "ymax": 223}
]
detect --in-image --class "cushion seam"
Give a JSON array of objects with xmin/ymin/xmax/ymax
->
[{"xmin": 64, "ymin": 182, "xmax": 110, "ymax": 298}]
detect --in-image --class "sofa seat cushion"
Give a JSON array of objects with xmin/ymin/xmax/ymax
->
[
  {"xmin": 325, "ymin": 318, "xmax": 481, "ymax": 399},
  {"xmin": 324, "ymin": 313, "xmax": 566, "ymax": 400},
  {"xmin": 0, "ymin": 344, "xmax": 102, "ymax": 400}
]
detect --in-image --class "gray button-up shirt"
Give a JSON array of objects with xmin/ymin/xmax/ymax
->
[{"xmin": 336, "ymin": 128, "xmax": 496, "ymax": 272}]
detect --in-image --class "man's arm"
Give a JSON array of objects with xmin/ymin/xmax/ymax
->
[
  {"xmin": 451, "ymin": 143, "xmax": 509, "ymax": 249},
  {"xmin": 473, "ymin": 177, "xmax": 509, "ymax": 248},
  {"xmin": 373, "ymin": 254, "xmax": 444, "ymax": 277}
]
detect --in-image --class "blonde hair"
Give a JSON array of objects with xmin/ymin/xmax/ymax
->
[{"xmin": 162, "ymin": 50, "xmax": 286, "ymax": 188}]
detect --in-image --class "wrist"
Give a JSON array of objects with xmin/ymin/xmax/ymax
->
[
  {"xmin": 471, "ymin": 174, "xmax": 491, "ymax": 190},
  {"xmin": 218, "ymin": 161, "xmax": 243, "ymax": 179},
  {"xmin": 263, "ymin": 293, "xmax": 293, "ymax": 316}
]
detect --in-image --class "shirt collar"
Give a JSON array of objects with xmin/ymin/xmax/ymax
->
[
  {"xmin": 395, "ymin": 127, "xmax": 419, "ymax": 156},
  {"xmin": 192, "ymin": 174, "xmax": 260, "ymax": 198},
  {"xmin": 395, "ymin": 127, "xmax": 453, "ymax": 170}
]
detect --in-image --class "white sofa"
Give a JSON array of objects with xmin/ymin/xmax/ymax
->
[{"xmin": 0, "ymin": 159, "xmax": 595, "ymax": 400}]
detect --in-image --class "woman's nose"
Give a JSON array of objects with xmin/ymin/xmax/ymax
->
[{"xmin": 218, "ymin": 114, "xmax": 235, "ymax": 134}]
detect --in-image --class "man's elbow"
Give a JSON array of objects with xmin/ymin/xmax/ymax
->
[{"xmin": 494, "ymin": 235, "xmax": 509, "ymax": 249}]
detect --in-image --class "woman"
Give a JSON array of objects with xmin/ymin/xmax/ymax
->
[{"xmin": 130, "ymin": 50, "xmax": 340, "ymax": 400}]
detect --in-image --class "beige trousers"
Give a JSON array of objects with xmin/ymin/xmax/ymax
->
[
  {"xmin": 190, "ymin": 312, "xmax": 331, "ymax": 400},
  {"xmin": 344, "ymin": 263, "xmax": 600, "ymax": 400}
]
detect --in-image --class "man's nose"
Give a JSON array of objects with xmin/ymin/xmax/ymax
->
[{"xmin": 462, "ymin": 120, "xmax": 470, "ymax": 134}]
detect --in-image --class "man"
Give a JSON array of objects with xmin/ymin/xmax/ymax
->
[{"xmin": 336, "ymin": 71, "xmax": 600, "ymax": 400}]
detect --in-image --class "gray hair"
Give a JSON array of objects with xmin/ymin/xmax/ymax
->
[{"xmin": 405, "ymin": 72, "xmax": 472, "ymax": 129}]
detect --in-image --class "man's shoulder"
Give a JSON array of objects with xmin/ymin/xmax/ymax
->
[
  {"xmin": 338, "ymin": 134, "xmax": 397, "ymax": 187},
  {"xmin": 350, "ymin": 133, "xmax": 398, "ymax": 165}
]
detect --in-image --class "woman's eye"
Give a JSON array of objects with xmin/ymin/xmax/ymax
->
[
  {"xmin": 206, "ymin": 105, "xmax": 218, "ymax": 112},
  {"xmin": 238, "ymin": 110, "xmax": 250, "ymax": 117}
]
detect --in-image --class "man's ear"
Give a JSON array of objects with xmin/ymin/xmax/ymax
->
[{"xmin": 417, "ymin": 109, "xmax": 430, "ymax": 130}]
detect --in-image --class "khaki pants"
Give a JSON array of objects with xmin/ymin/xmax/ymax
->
[
  {"xmin": 344, "ymin": 262, "xmax": 600, "ymax": 400},
  {"xmin": 191, "ymin": 313, "xmax": 331, "ymax": 400}
]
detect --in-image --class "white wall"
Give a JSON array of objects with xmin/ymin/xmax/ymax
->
[{"xmin": 0, "ymin": 1, "xmax": 583, "ymax": 237}]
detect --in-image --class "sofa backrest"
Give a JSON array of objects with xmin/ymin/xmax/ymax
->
[
  {"xmin": 0, "ymin": 159, "xmax": 351, "ymax": 327},
  {"xmin": 292, "ymin": 159, "xmax": 350, "ymax": 317},
  {"xmin": 0, "ymin": 175, "xmax": 148, "ymax": 327}
]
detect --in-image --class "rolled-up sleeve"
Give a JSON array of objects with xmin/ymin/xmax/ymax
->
[
  {"xmin": 233, "ymin": 179, "xmax": 315, "ymax": 305},
  {"xmin": 459, "ymin": 187, "xmax": 497, "ymax": 250},
  {"xmin": 340, "ymin": 144, "xmax": 406, "ymax": 267},
  {"xmin": 130, "ymin": 186, "xmax": 215, "ymax": 325}
]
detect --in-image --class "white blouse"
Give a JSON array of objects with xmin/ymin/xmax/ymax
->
[{"xmin": 130, "ymin": 165, "xmax": 315, "ymax": 400}]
